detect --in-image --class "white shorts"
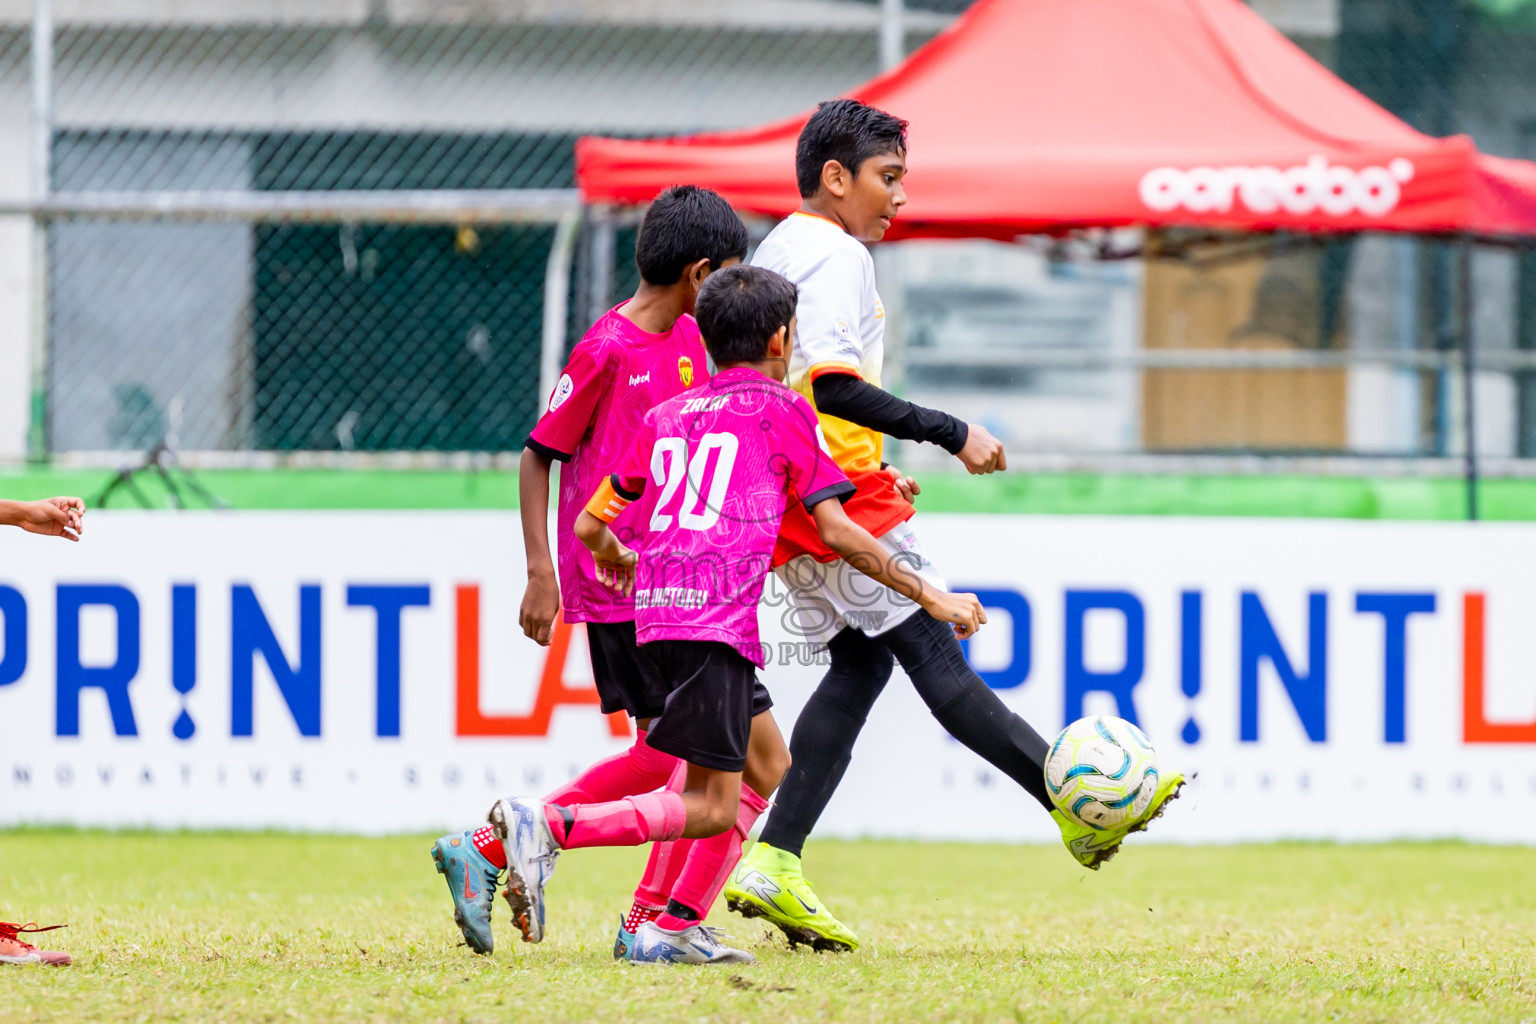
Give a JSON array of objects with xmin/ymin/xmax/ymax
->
[{"xmin": 771, "ymin": 519, "xmax": 948, "ymax": 646}]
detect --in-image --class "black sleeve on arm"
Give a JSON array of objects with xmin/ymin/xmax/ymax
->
[
  {"xmin": 802, "ymin": 479, "xmax": 857, "ymax": 511},
  {"xmin": 524, "ymin": 436, "xmax": 572, "ymax": 463},
  {"xmin": 812, "ymin": 372, "xmax": 969, "ymax": 455},
  {"xmin": 609, "ymin": 473, "xmax": 643, "ymax": 502}
]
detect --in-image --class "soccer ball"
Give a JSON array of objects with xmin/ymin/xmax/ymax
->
[{"xmin": 1044, "ymin": 716, "xmax": 1160, "ymax": 831}]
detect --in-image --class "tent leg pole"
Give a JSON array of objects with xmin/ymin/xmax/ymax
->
[
  {"xmin": 1460, "ymin": 236, "xmax": 1477, "ymax": 522},
  {"xmin": 880, "ymin": 0, "xmax": 905, "ymax": 71},
  {"xmin": 27, "ymin": 0, "xmax": 52, "ymax": 465},
  {"xmin": 585, "ymin": 204, "xmax": 615, "ymax": 330},
  {"xmin": 539, "ymin": 205, "xmax": 584, "ymax": 409}
]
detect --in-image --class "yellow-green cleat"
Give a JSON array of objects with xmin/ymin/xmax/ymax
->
[
  {"xmin": 1054, "ymin": 770, "xmax": 1187, "ymax": 870},
  {"xmin": 724, "ymin": 843, "xmax": 860, "ymax": 952}
]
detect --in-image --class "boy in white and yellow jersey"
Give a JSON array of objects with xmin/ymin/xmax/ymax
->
[{"xmin": 724, "ymin": 99, "xmax": 1185, "ymax": 953}]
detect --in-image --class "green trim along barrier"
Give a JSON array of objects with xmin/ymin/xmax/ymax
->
[
  {"xmin": 0, "ymin": 469, "xmax": 518, "ymax": 512},
  {"xmin": 4, "ymin": 466, "xmax": 1536, "ymax": 520}
]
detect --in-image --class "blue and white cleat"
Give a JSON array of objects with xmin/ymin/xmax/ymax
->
[
  {"xmin": 627, "ymin": 921, "xmax": 755, "ymax": 966},
  {"xmin": 613, "ymin": 915, "xmax": 636, "ymax": 961},
  {"xmin": 487, "ymin": 797, "xmax": 560, "ymax": 943},
  {"xmin": 430, "ymin": 829, "xmax": 502, "ymax": 955}
]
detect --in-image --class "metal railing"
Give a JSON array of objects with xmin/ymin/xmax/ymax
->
[{"xmin": 1, "ymin": 0, "xmax": 1533, "ymax": 504}]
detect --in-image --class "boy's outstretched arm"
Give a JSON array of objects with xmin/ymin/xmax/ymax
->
[
  {"xmin": 813, "ymin": 372, "xmax": 1006, "ymax": 475},
  {"xmin": 517, "ymin": 446, "xmax": 561, "ymax": 645},
  {"xmin": 0, "ymin": 497, "xmax": 85, "ymax": 541},
  {"xmin": 808, "ymin": 498, "xmax": 985, "ymax": 638}
]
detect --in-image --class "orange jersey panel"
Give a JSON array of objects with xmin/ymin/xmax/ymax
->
[
  {"xmin": 772, "ymin": 468, "xmax": 915, "ymax": 567},
  {"xmin": 793, "ymin": 363, "xmax": 883, "ymax": 477}
]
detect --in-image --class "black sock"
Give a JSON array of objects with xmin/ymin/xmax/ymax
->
[
  {"xmin": 757, "ymin": 693, "xmax": 864, "ymax": 858},
  {"xmin": 757, "ymin": 628, "xmax": 894, "ymax": 857},
  {"xmin": 664, "ymin": 898, "xmax": 699, "ymax": 922},
  {"xmin": 548, "ymin": 804, "xmax": 576, "ymax": 846},
  {"xmin": 883, "ymin": 610, "xmax": 1054, "ymax": 812}
]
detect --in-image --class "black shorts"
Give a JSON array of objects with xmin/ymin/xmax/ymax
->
[
  {"xmin": 586, "ymin": 619, "xmax": 672, "ymax": 720},
  {"xmin": 639, "ymin": 640, "xmax": 774, "ymax": 773}
]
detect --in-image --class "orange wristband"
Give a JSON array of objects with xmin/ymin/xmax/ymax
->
[{"xmin": 584, "ymin": 476, "xmax": 632, "ymax": 524}]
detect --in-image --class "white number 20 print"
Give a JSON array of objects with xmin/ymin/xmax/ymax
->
[{"xmin": 649, "ymin": 432, "xmax": 740, "ymax": 532}]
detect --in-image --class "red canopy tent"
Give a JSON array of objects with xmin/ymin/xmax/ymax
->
[{"xmin": 576, "ymin": 0, "xmax": 1536, "ymax": 241}]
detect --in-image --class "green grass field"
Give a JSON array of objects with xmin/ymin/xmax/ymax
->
[{"xmin": 2, "ymin": 831, "xmax": 1534, "ymax": 1023}]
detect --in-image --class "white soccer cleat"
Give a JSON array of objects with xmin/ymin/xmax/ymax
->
[
  {"xmin": 488, "ymin": 796, "xmax": 560, "ymax": 943},
  {"xmin": 627, "ymin": 921, "xmax": 756, "ymax": 966}
]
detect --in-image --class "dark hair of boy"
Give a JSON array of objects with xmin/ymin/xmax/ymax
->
[
  {"xmin": 634, "ymin": 185, "xmax": 750, "ymax": 285},
  {"xmin": 794, "ymin": 99, "xmax": 910, "ymax": 199},
  {"xmin": 694, "ymin": 265, "xmax": 799, "ymax": 366}
]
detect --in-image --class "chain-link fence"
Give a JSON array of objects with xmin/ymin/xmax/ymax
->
[
  {"xmin": 0, "ymin": 0, "xmax": 1534, "ymax": 472},
  {"xmin": 1, "ymin": 1, "xmax": 958, "ymax": 462}
]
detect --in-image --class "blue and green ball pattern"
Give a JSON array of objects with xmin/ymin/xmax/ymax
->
[{"xmin": 1044, "ymin": 716, "xmax": 1160, "ymax": 830}]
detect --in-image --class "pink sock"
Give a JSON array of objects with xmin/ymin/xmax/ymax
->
[
  {"xmin": 635, "ymin": 836, "xmax": 695, "ymax": 907},
  {"xmin": 656, "ymin": 784, "xmax": 770, "ymax": 930},
  {"xmin": 547, "ymin": 790, "xmax": 687, "ymax": 850},
  {"xmin": 544, "ymin": 730, "xmax": 678, "ymax": 805},
  {"xmin": 634, "ymin": 761, "xmax": 692, "ymax": 906}
]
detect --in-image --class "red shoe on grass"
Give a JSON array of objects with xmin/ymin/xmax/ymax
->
[{"xmin": 0, "ymin": 922, "xmax": 70, "ymax": 966}]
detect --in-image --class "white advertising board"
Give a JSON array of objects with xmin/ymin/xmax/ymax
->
[{"xmin": 1, "ymin": 511, "xmax": 1534, "ymax": 843}]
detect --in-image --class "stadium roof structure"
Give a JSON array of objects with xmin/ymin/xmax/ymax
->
[{"xmin": 575, "ymin": 0, "xmax": 1536, "ymax": 241}]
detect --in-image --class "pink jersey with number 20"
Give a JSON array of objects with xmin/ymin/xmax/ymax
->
[{"xmin": 612, "ymin": 366, "xmax": 853, "ymax": 665}]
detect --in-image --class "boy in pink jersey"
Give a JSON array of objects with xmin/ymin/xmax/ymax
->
[
  {"xmin": 431, "ymin": 185, "xmax": 749, "ymax": 955},
  {"xmin": 486, "ymin": 265, "xmax": 986, "ymax": 965}
]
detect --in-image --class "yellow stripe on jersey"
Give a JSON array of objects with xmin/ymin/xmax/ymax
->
[{"xmin": 792, "ymin": 361, "xmax": 883, "ymax": 475}]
